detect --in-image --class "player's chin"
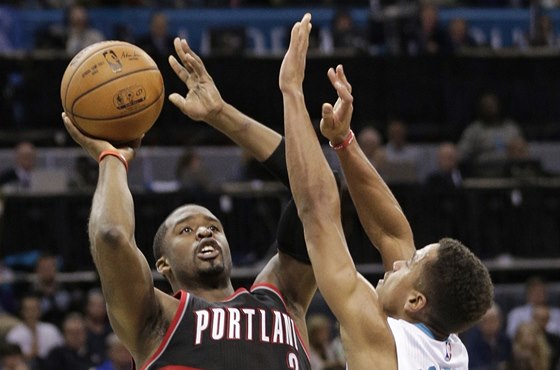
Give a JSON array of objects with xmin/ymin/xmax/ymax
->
[{"xmin": 198, "ymin": 260, "xmax": 225, "ymax": 275}]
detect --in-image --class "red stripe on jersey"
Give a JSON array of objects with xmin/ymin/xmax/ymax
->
[
  {"xmin": 250, "ymin": 283, "xmax": 286, "ymax": 307},
  {"xmin": 138, "ymin": 291, "xmax": 189, "ymax": 370},
  {"xmin": 250, "ymin": 283, "xmax": 311, "ymax": 360}
]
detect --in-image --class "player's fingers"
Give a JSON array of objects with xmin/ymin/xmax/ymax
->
[
  {"xmin": 168, "ymin": 93, "xmax": 186, "ymax": 109},
  {"xmin": 182, "ymin": 39, "xmax": 210, "ymax": 75},
  {"xmin": 62, "ymin": 113, "xmax": 86, "ymax": 142},
  {"xmin": 173, "ymin": 38, "xmax": 194, "ymax": 73},
  {"xmin": 336, "ymin": 65, "xmax": 352, "ymax": 93},
  {"xmin": 168, "ymin": 56, "xmax": 190, "ymax": 83},
  {"xmin": 322, "ymin": 103, "xmax": 334, "ymax": 123},
  {"xmin": 335, "ymin": 80, "xmax": 354, "ymax": 103},
  {"xmin": 173, "ymin": 37, "xmax": 187, "ymax": 61},
  {"xmin": 301, "ymin": 13, "xmax": 312, "ymax": 37},
  {"xmin": 289, "ymin": 21, "xmax": 300, "ymax": 49},
  {"xmin": 184, "ymin": 53, "xmax": 203, "ymax": 78}
]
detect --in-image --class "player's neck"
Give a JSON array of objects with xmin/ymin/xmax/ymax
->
[{"xmin": 189, "ymin": 285, "xmax": 236, "ymax": 302}]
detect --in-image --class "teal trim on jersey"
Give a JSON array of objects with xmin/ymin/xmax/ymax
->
[{"xmin": 414, "ymin": 323, "xmax": 435, "ymax": 339}]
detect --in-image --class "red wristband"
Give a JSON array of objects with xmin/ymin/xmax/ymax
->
[
  {"xmin": 329, "ymin": 130, "xmax": 355, "ymax": 151},
  {"xmin": 98, "ymin": 150, "xmax": 128, "ymax": 172}
]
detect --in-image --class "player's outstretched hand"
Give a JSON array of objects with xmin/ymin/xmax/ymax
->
[
  {"xmin": 319, "ymin": 65, "xmax": 354, "ymax": 145},
  {"xmin": 279, "ymin": 13, "xmax": 312, "ymax": 94},
  {"xmin": 168, "ymin": 37, "xmax": 224, "ymax": 122},
  {"xmin": 62, "ymin": 112, "xmax": 139, "ymax": 163}
]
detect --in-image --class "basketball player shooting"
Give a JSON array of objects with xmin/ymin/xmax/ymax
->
[{"xmin": 59, "ymin": 25, "xmax": 321, "ymax": 368}]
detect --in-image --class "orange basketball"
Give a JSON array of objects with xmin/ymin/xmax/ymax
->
[{"xmin": 61, "ymin": 40, "xmax": 164, "ymax": 143}]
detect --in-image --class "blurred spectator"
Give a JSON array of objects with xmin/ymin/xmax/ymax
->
[
  {"xmin": 83, "ymin": 289, "xmax": 112, "ymax": 366},
  {"xmin": 307, "ymin": 314, "xmax": 345, "ymax": 370},
  {"xmin": 425, "ymin": 142, "xmax": 463, "ymax": 190},
  {"xmin": 0, "ymin": 263, "xmax": 16, "ymax": 314},
  {"xmin": 136, "ymin": 11, "xmax": 174, "ymax": 61},
  {"xmin": 65, "ymin": 4, "xmax": 105, "ymax": 56},
  {"xmin": 0, "ymin": 7, "xmax": 13, "ymax": 53},
  {"xmin": 509, "ymin": 321, "xmax": 551, "ymax": 370},
  {"xmin": 175, "ymin": 147, "xmax": 212, "ymax": 194},
  {"xmin": 43, "ymin": 312, "xmax": 96, "ymax": 370},
  {"xmin": 377, "ymin": 118, "xmax": 420, "ymax": 184},
  {"xmin": 67, "ymin": 155, "xmax": 98, "ymax": 192},
  {"xmin": 404, "ymin": 2, "xmax": 448, "ymax": 55},
  {"xmin": 95, "ymin": 333, "xmax": 132, "ymax": 370},
  {"xmin": 0, "ymin": 141, "xmax": 36, "ymax": 193},
  {"xmin": 384, "ymin": 118, "xmax": 419, "ymax": 162},
  {"xmin": 457, "ymin": 92, "xmax": 524, "ymax": 164},
  {"xmin": 28, "ymin": 253, "xmax": 82, "ymax": 327},
  {"xmin": 529, "ymin": 14, "xmax": 558, "ymax": 48},
  {"xmin": 463, "ymin": 302, "xmax": 512, "ymax": 370},
  {"xmin": 0, "ymin": 343, "xmax": 32, "ymax": 370},
  {"xmin": 507, "ymin": 277, "xmax": 560, "ymax": 338},
  {"xmin": 0, "ymin": 264, "xmax": 19, "ymax": 341},
  {"xmin": 506, "ymin": 135, "xmax": 531, "ymax": 160},
  {"xmin": 356, "ymin": 126, "xmax": 386, "ymax": 167},
  {"xmin": 532, "ymin": 304, "xmax": 560, "ymax": 370},
  {"xmin": 5, "ymin": 294, "xmax": 64, "ymax": 366},
  {"xmin": 18, "ymin": 0, "xmax": 73, "ymax": 8},
  {"xmin": 329, "ymin": 8, "xmax": 367, "ymax": 54},
  {"xmin": 444, "ymin": 18, "xmax": 478, "ymax": 54}
]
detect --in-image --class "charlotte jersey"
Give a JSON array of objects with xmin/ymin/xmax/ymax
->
[
  {"xmin": 388, "ymin": 318, "xmax": 468, "ymax": 370},
  {"xmin": 136, "ymin": 283, "xmax": 311, "ymax": 370}
]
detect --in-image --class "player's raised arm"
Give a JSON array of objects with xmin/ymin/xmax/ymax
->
[
  {"xmin": 280, "ymin": 14, "xmax": 389, "ymax": 347},
  {"xmin": 168, "ymin": 37, "xmax": 282, "ymax": 163},
  {"xmin": 168, "ymin": 36, "xmax": 317, "ymax": 328},
  {"xmin": 320, "ymin": 67, "xmax": 415, "ymax": 271},
  {"xmin": 61, "ymin": 114, "xmax": 164, "ymax": 361}
]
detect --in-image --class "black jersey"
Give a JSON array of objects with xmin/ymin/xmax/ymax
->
[{"xmin": 136, "ymin": 283, "xmax": 311, "ymax": 370}]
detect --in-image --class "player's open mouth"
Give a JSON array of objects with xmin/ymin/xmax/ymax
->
[{"xmin": 198, "ymin": 246, "xmax": 219, "ymax": 260}]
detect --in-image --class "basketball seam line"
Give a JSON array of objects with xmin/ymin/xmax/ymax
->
[
  {"xmin": 70, "ymin": 67, "xmax": 160, "ymax": 116},
  {"xmin": 72, "ymin": 84, "xmax": 164, "ymax": 121}
]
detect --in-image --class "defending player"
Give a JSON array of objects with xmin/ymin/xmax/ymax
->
[{"xmin": 281, "ymin": 13, "xmax": 493, "ymax": 369}]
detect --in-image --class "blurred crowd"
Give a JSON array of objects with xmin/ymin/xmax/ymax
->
[
  {"xmin": 1, "ymin": 1, "xmax": 560, "ymax": 57},
  {"xmin": 2, "ymin": 0, "xmax": 560, "ymax": 8},
  {"xmin": 1, "ymin": 252, "xmax": 560, "ymax": 370}
]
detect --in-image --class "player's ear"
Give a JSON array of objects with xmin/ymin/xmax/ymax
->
[
  {"xmin": 404, "ymin": 290, "xmax": 426, "ymax": 313},
  {"xmin": 155, "ymin": 257, "xmax": 170, "ymax": 275}
]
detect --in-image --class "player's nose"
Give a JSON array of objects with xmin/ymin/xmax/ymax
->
[{"xmin": 196, "ymin": 226, "xmax": 213, "ymax": 239}]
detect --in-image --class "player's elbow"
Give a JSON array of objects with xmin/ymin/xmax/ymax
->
[
  {"xmin": 90, "ymin": 223, "xmax": 130, "ymax": 251},
  {"xmin": 295, "ymin": 183, "xmax": 339, "ymax": 221}
]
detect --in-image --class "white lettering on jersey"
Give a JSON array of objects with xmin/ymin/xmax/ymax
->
[
  {"xmin": 192, "ymin": 307, "xmax": 300, "ymax": 351},
  {"xmin": 272, "ymin": 311, "xmax": 284, "ymax": 344},
  {"xmin": 227, "ymin": 308, "xmax": 241, "ymax": 339},
  {"xmin": 242, "ymin": 308, "xmax": 255, "ymax": 340},
  {"xmin": 283, "ymin": 313, "xmax": 294, "ymax": 347},
  {"xmin": 195, "ymin": 310, "xmax": 209, "ymax": 345},
  {"xmin": 260, "ymin": 309, "xmax": 270, "ymax": 342},
  {"xmin": 287, "ymin": 352, "xmax": 299, "ymax": 370},
  {"xmin": 211, "ymin": 308, "xmax": 225, "ymax": 340}
]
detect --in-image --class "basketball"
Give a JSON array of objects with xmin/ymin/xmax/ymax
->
[{"xmin": 61, "ymin": 40, "xmax": 164, "ymax": 143}]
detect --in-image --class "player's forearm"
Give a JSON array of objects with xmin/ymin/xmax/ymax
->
[
  {"xmin": 205, "ymin": 103, "xmax": 282, "ymax": 162},
  {"xmin": 284, "ymin": 91, "xmax": 338, "ymax": 219},
  {"xmin": 89, "ymin": 158, "xmax": 135, "ymax": 251},
  {"xmin": 336, "ymin": 141, "xmax": 414, "ymax": 266}
]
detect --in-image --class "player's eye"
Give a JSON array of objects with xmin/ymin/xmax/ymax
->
[
  {"xmin": 208, "ymin": 225, "xmax": 219, "ymax": 232},
  {"xmin": 181, "ymin": 226, "xmax": 193, "ymax": 234}
]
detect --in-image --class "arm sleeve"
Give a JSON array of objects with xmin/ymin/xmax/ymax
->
[{"xmin": 260, "ymin": 138, "xmax": 290, "ymax": 189}]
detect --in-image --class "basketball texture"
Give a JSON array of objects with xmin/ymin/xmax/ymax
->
[{"xmin": 61, "ymin": 40, "xmax": 164, "ymax": 143}]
